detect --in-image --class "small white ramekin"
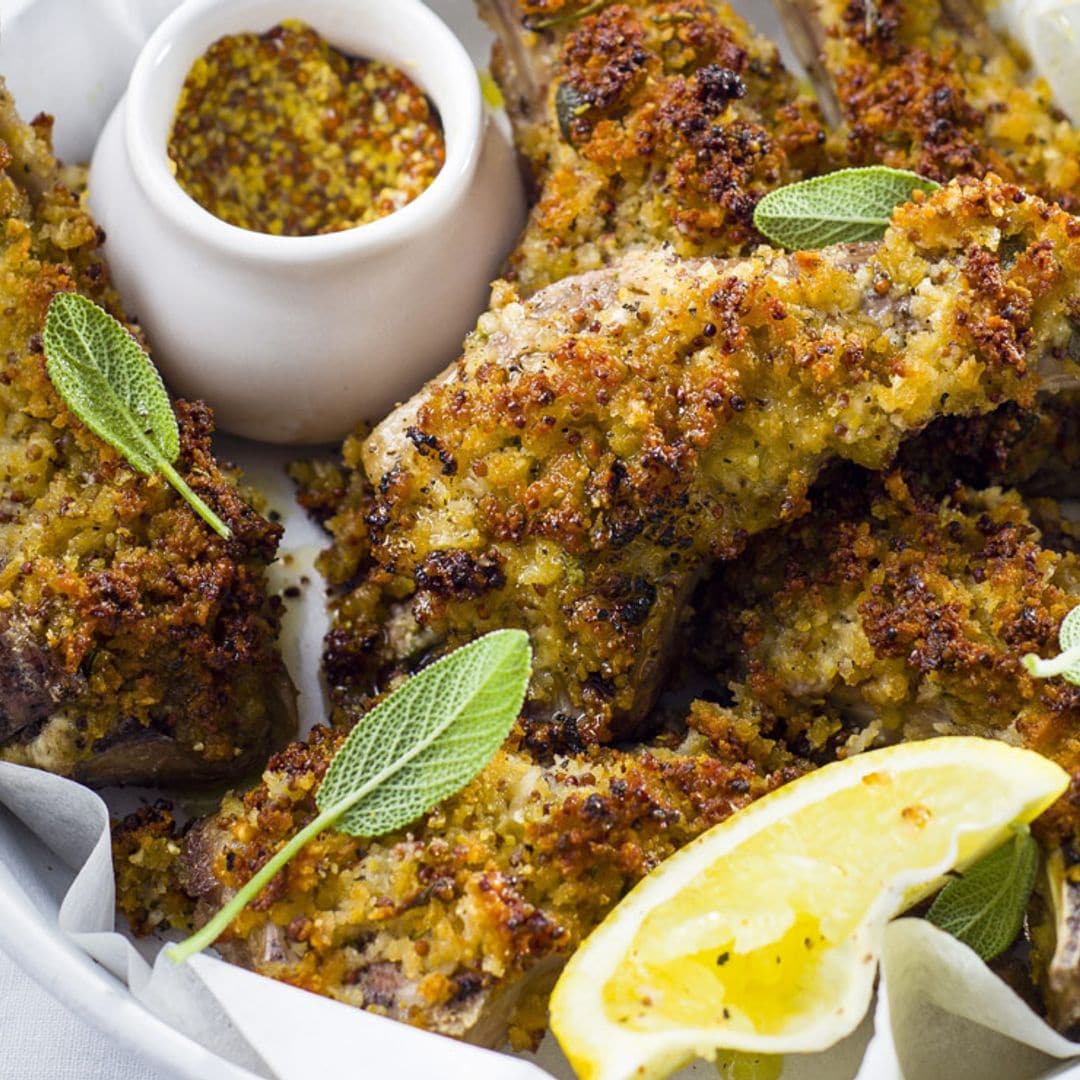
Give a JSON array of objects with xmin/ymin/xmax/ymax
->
[{"xmin": 89, "ymin": 0, "xmax": 525, "ymax": 444}]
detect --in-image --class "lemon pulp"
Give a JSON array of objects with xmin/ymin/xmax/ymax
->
[{"xmin": 551, "ymin": 738, "xmax": 1068, "ymax": 1080}]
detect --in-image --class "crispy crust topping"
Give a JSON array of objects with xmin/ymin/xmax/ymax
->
[
  {"xmin": 706, "ymin": 469, "xmax": 1080, "ymax": 846},
  {"xmin": 811, "ymin": 0, "xmax": 1080, "ymax": 210},
  {"xmin": 311, "ymin": 179, "xmax": 1080, "ymax": 747},
  {"xmin": 489, "ymin": 1, "xmax": 831, "ymax": 292},
  {"xmin": 0, "ymin": 82, "xmax": 294, "ymax": 782},
  {"xmin": 115, "ymin": 709, "xmax": 801, "ymax": 1047}
]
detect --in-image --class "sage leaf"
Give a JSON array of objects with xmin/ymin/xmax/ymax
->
[
  {"xmin": 318, "ymin": 627, "xmax": 532, "ymax": 835},
  {"xmin": 753, "ymin": 167, "xmax": 940, "ymax": 250},
  {"xmin": 43, "ymin": 293, "xmax": 231, "ymax": 540},
  {"xmin": 1024, "ymin": 604, "xmax": 1080, "ymax": 685},
  {"xmin": 168, "ymin": 629, "xmax": 532, "ymax": 964},
  {"xmin": 926, "ymin": 826, "xmax": 1039, "ymax": 961},
  {"xmin": 45, "ymin": 293, "xmax": 178, "ymax": 469},
  {"xmin": 1060, "ymin": 605, "xmax": 1080, "ymax": 652}
]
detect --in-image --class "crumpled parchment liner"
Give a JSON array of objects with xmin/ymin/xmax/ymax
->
[
  {"xmin": 1, "ymin": 757, "xmax": 1076, "ymax": 1080},
  {"xmin": 860, "ymin": 920, "xmax": 1079, "ymax": 1080}
]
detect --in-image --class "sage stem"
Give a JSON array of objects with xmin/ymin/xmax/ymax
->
[
  {"xmin": 1022, "ymin": 641, "xmax": 1080, "ymax": 679},
  {"xmin": 159, "ymin": 460, "xmax": 232, "ymax": 540}
]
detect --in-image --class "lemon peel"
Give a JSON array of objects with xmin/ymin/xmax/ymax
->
[{"xmin": 550, "ymin": 737, "xmax": 1068, "ymax": 1080}]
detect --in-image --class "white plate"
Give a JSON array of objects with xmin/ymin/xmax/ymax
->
[{"xmin": 0, "ymin": 4, "xmax": 1072, "ymax": 1080}]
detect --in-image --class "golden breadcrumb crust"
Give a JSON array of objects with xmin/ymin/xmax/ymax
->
[
  {"xmin": 704, "ymin": 470, "xmax": 1080, "ymax": 849},
  {"xmin": 114, "ymin": 707, "xmax": 803, "ymax": 1048},
  {"xmin": 482, "ymin": 0, "xmax": 831, "ymax": 293},
  {"xmin": 791, "ymin": 0, "xmax": 1080, "ymax": 209},
  {"xmin": 305, "ymin": 179, "xmax": 1080, "ymax": 751},
  {"xmin": 0, "ymin": 83, "xmax": 294, "ymax": 783}
]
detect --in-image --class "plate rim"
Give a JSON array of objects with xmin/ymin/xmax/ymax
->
[{"xmin": 0, "ymin": 814, "xmax": 261, "ymax": 1080}]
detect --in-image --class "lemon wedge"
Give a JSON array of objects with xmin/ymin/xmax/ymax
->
[{"xmin": 549, "ymin": 737, "xmax": 1068, "ymax": 1080}]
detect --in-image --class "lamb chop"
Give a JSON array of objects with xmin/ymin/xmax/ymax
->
[
  {"xmin": 311, "ymin": 178, "xmax": 1080, "ymax": 752},
  {"xmin": 306, "ymin": 0, "xmax": 1080, "ymax": 746},
  {"xmin": 764, "ymin": 0, "xmax": 1080, "ymax": 499},
  {"xmin": 0, "ymin": 82, "xmax": 295, "ymax": 784},
  {"xmin": 475, "ymin": 0, "xmax": 832, "ymax": 295},
  {"xmin": 114, "ymin": 704, "xmax": 804, "ymax": 1049},
  {"xmin": 697, "ymin": 467, "xmax": 1080, "ymax": 1031},
  {"xmin": 118, "ymin": 457, "xmax": 1080, "ymax": 1043},
  {"xmin": 771, "ymin": 0, "xmax": 1080, "ymax": 210}
]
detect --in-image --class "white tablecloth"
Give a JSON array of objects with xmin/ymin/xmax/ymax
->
[{"xmin": 0, "ymin": 946, "xmax": 170, "ymax": 1080}]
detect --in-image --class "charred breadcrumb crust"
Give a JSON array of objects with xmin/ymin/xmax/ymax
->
[
  {"xmin": 896, "ymin": 396, "xmax": 1080, "ymax": 500},
  {"xmin": 113, "ymin": 708, "xmax": 803, "ymax": 1048},
  {"xmin": 0, "ymin": 82, "xmax": 295, "ymax": 783},
  {"xmin": 703, "ymin": 469, "xmax": 1080, "ymax": 848},
  {"xmin": 113, "ymin": 802, "xmax": 193, "ymax": 935},
  {"xmin": 787, "ymin": 0, "xmax": 1080, "ymax": 210},
  {"xmin": 305, "ymin": 179, "xmax": 1080, "ymax": 750},
  {"xmin": 479, "ymin": 0, "xmax": 832, "ymax": 294}
]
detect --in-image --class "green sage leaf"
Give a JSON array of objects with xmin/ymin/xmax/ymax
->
[
  {"xmin": 1023, "ymin": 604, "xmax": 1080, "ymax": 684},
  {"xmin": 556, "ymin": 81, "xmax": 590, "ymax": 144},
  {"xmin": 168, "ymin": 629, "xmax": 532, "ymax": 964},
  {"xmin": 44, "ymin": 292, "xmax": 178, "ymax": 470},
  {"xmin": 1060, "ymin": 605, "xmax": 1080, "ymax": 652},
  {"xmin": 318, "ymin": 628, "xmax": 531, "ymax": 836},
  {"xmin": 43, "ymin": 293, "xmax": 231, "ymax": 539},
  {"xmin": 753, "ymin": 167, "xmax": 941, "ymax": 250},
  {"xmin": 926, "ymin": 826, "xmax": 1039, "ymax": 961}
]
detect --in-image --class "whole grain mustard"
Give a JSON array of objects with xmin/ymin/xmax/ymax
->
[{"xmin": 168, "ymin": 20, "xmax": 446, "ymax": 236}]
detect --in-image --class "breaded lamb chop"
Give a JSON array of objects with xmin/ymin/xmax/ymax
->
[
  {"xmin": 0, "ymin": 82, "xmax": 295, "ymax": 784},
  {"xmin": 769, "ymin": 0, "xmax": 1080, "ymax": 494},
  {"xmin": 475, "ymin": 0, "xmax": 832, "ymax": 294},
  {"xmin": 116, "ymin": 463, "xmax": 1080, "ymax": 1043},
  {"xmin": 705, "ymin": 471, "xmax": 1080, "ymax": 776},
  {"xmin": 307, "ymin": 179, "xmax": 1080, "ymax": 752},
  {"xmin": 772, "ymin": 0, "xmax": 1080, "ymax": 208},
  {"xmin": 114, "ymin": 706, "xmax": 804, "ymax": 1049},
  {"xmin": 301, "ymin": 0, "xmax": 1080, "ymax": 749},
  {"xmin": 698, "ymin": 468, "xmax": 1080, "ymax": 1031}
]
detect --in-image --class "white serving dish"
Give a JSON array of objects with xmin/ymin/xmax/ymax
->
[
  {"xmin": 88, "ymin": 0, "xmax": 525, "ymax": 443},
  {"xmin": 0, "ymin": 3, "xmax": 1076, "ymax": 1080}
]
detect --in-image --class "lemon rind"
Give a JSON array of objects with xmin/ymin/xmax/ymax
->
[{"xmin": 550, "ymin": 738, "xmax": 1069, "ymax": 1080}]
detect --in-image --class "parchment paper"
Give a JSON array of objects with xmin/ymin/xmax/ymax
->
[{"xmin": 1, "ymin": 752, "xmax": 1078, "ymax": 1080}]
